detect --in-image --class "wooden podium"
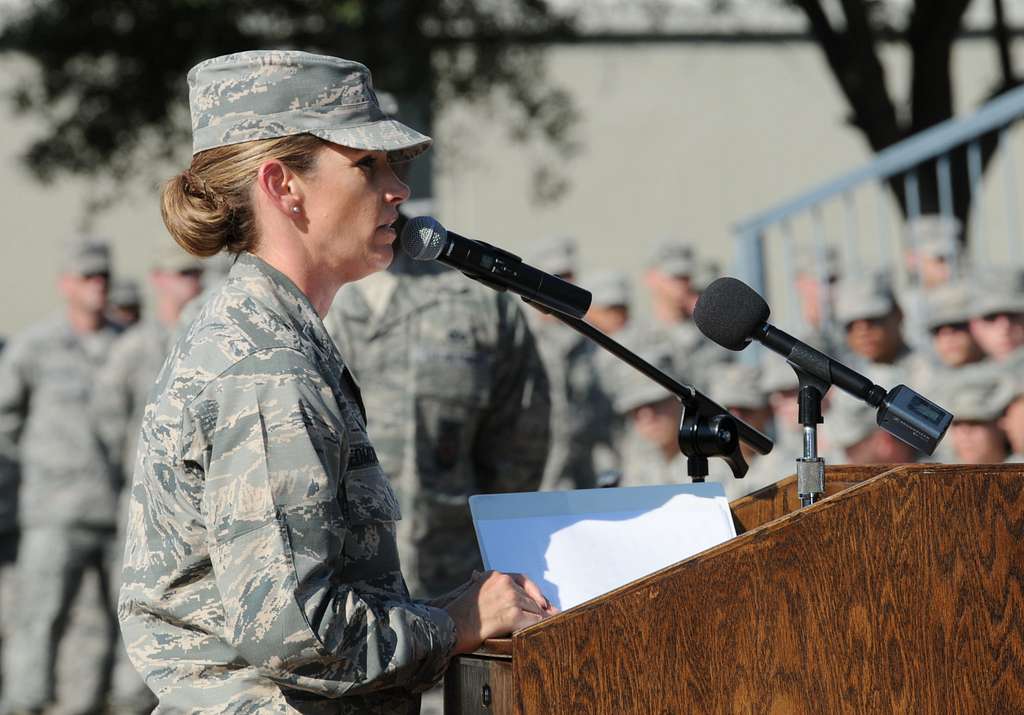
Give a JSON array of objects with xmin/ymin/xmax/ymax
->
[{"xmin": 444, "ymin": 464, "xmax": 1024, "ymax": 714}]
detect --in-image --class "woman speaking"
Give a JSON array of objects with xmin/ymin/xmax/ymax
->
[{"xmin": 117, "ymin": 50, "xmax": 555, "ymax": 714}]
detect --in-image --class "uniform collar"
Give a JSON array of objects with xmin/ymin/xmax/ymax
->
[{"xmin": 230, "ymin": 252, "xmax": 334, "ymax": 360}]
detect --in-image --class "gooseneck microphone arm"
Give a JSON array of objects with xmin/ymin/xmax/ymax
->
[{"xmin": 522, "ymin": 298, "xmax": 774, "ymax": 480}]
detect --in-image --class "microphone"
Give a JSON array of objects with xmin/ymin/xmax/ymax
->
[
  {"xmin": 693, "ymin": 277, "xmax": 952, "ymax": 455},
  {"xmin": 400, "ymin": 216, "xmax": 592, "ymax": 319}
]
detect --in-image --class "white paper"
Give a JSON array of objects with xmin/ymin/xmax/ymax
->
[{"xmin": 470, "ymin": 484, "xmax": 736, "ymax": 611}]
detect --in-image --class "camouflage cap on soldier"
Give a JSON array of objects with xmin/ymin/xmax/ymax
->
[
  {"xmin": 924, "ymin": 280, "xmax": 972, "ymax": 331},
  {"xmin": 647, "ymin": 238, "xmax": 696, "ymax": 277},
  {"xmin": 760, "ymin": 357, "xmax": 798, "ymax": 395},
  {"xmin": 691, "ymin": 259, "xmax": 721, "ymax": 293},
  {"xmin": 62, "ymin": 236, "xmax": 111, "ymax": 276},
  {"xmin": 944, "ymin": 373, "xmax": 1017, "ymax": 422},
  {"xmin": 828, "ymin": 399, "xmax": 878, "ymax": 450},
  {"xmin": 795, "ymin": 245, "xmax": 841, "ymax": 280},
  {"xmin": 711, "ymin": 363, "xmax": 768, "ymax": 410},
  {"xmin": 152, "ymin": 245, "xmax": 205, "ymax": 274},
  {"xmin": 834, "ymin": 271, "xmax": 898, "ymax": 326},
  {"xmin": 970, "ymin": 267, "xmax": 1024, "ymax": 317},
  {"xmin": 188, "ymin": 50, "xmax": 431, "ymax": 161},
  {"xmin": 610, "ymin": 350, "xmax": 676, "ymax": 414},
  {"xmin": 584, "ymin": 269, "xmax": 630, "ymax": 307},
  {"xmin": 108, "ymin": 279, "xmax": 142, "ymax": 308},
  {"xmin": 526, "ymin": 236, "xmax": 578, "ymax": 277},
  {"xmin": 906, "ymin": 215, "xmax": 961, "ymax": 258}
]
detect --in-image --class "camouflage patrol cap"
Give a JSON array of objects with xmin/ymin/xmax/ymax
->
[
  {"xmin": 152, "ymin": 245, "xmax": 205, "ymax": 273},
  {"xmin": 944, "ymin": 374, "xmax": 1017, "ymax": 422},
  {"xmin": 760, "ymin": 358, "xmax": 798, "ymax": 395},
  {"xmin": 827, "ymin": 399, "xmax": 878, "ymax": 450},
  {"xmin": 108, "ymin": 279, "xmax": 142, "ymax": 308},
  {"xmin": 527, "ymin": 236, "xmax": 578, "ymax": 276},
  {"xmin": 691, "ymin": 260, "xmax": 721, "ymax": 293},
  {"xmin": 834, "ymin": 271, "xmax": 898, "ymax": 326},
  {"xmin": 795, "ymin": 245, "xmax": 841, "ymax": 279},
  {"xmin": 924, "ymin": 280, "xmax": 972, "ymax": 330},
  {"xmin": 711, "ymin": 363, "xmax": 768, "ymax": 410},
  {"xmin": 970, "ymin": 267, "xmax": 1024, "ymax": 317},
  {"xmin": 906, "ymin": 215, "xmax": 961, "ymax": 258},
  {"xmin": 610, "ymin": 350, "xmax": 676, "ymax": 414},
  {"xmin": 584, "ymin": 270, "xmax": 631, "ymax": 307},
  {"xmin": 187, "ymin": 50, "xmax": 431, "ymax": 161},
  {"xmin": 647, "ymin": 238, "xmax": 696, "ymax": 277},
  {"xmin": 62, "ymin": 236, "xmax": 111, "ymax": 276}
]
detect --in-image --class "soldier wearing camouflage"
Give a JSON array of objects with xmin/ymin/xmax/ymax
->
[
  {"xmin": 706, "ymin": 363, "xmax": 783, "ymax": 498},
  {"xmin": 833, "ymin": 271, "xmax": 923, "ymax": 389},
  {"xmin": 519, "ymin": 238, "xmax": 613, "ymax": 494},
  {"xmin": 938, "ymin": 373, "xmax": 1016, "ymax": 464},
  {"xmin": 0, "ymin": 237, "xmax": 123, "ymax": 714},
  {"xmin": 93, "ymin": 246, "xmax": 204, "ymax": 714},
  {"xmin": 120, "ymin": 50, "xmax": 554, "ymax": 714},
  {"xmin": 616, "ymin": 239, "xmax": 733, "ymax": 394},
  {"xmin": 324, "ymin": 246, "xmax": 551, "ymax": 598},
  {"xmin": 967, "ymin": 268, "xmax": 1024, "ymax": 372}
]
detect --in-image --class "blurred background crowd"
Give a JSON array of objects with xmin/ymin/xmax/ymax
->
[{"xmin": 0, "ymin": 0, "xmax": 1023, "ymax": 713}]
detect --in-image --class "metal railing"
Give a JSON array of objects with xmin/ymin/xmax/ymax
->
[{"xmin": 732, "ymin": 83, "xmax": 1024, "ymax": 332}]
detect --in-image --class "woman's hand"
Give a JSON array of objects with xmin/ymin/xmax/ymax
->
[{"xmin": 444, "ymin": 570, "xmax": 559, "ymax": 655}]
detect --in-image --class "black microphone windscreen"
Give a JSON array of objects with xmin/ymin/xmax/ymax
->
[
  {"xmin": 400, "ymin": 216, "xmax": 447, "ymax": 261},
  {"xmin": 693, "ymin": 277, "xmax": 770, "ymax": 351}
]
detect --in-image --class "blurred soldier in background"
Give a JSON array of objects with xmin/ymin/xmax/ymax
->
[
  {"xmin": 106, "ymin": 279, "xmax": 143, "ymax": 331},
  {"xmin": 583, "ymin": 269, "xmax": 631, "ymax": 336},
  {"xmin": 828, "ymin": 399, "xmax": 918, "ymax": 465},
  {"xmin": 794, "ymin": 246, "xmax": 842, "ymax": 354},
  {"xmin": 324, "ymin": 216, "xmax": 550, "ymax": 601},
  {"xmin": 176, "ymin": 251, "xmax": 235, "ymax": 331},
  {"xmin": 833, "ymin": 272, "xmax": 919, "ymax": 388},
  {"xmin": 999, "ymin": 379, "xmax": 1024, "ymax": 463},
  {"xmin": 942, "ymin": 374, "xmax": 1015, "ymax": 464},
  {"xmin": 901, "ymin": 215, "xmax": 963, "ymax": 349},
  {"xmin": 761, "ymin": 358, "xmax": 803, "ymax": 455},
  {"xmin": 618, "ymin": 239, "xmax": 729, "ymax": 391},
  {"xmin": 0, "ymin": 238, "xmax": 122, "ymax": 715},
  {"xmin": 921, "ymin": 280, "xmax": 985, "ymax": 376},
  {"xmin": 92, "ymin": 246, "xmax": 203, "ymax": 714},
  {"xmin": 967, "ymin": 268, "xmax": 1024, "ymax": 370},
  {"xmin": 707, "ymin": 363, "xmax": 782, "ymax": 497},
  {"xmin": 525, "ymin": 239, "xmax": 616, "ymax": 491},
  {"xmin": 612, "ymin": 358, "xmax": 685, "ymax": 486},
  {"xmin": 913, "ymin": 280, "xmax": 985, "ymax": 463}
]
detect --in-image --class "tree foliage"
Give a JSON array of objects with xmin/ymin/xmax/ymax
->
[{"xmin": 0, "ymin": 0, "xmax": 580, "ymax": 203}]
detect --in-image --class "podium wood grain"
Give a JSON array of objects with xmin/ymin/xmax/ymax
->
[{"xmin": 446, "ymin": 464, "xmax": 1024, "ymax": 714}]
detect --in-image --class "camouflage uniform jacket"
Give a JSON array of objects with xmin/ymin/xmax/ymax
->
[
  {"xmin": 118, "ymin": 254, "xmax": 456, "ymax": 714},
  {"xmin": 324, "ymin": 253, "xmax": 551, "ymax": 598},
  {"xmin": 0, "ymin": 313, "xmax": 121, "ymax": 529}
]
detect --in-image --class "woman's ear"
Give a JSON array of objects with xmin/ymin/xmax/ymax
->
[{"xmin": 255, "ymin": 159, "xmax": 302, "ymax": 218}]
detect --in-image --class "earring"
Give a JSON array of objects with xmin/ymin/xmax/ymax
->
[{"xmin": 291, "ymin": 205, "xmax": 301, "ymax": 215}]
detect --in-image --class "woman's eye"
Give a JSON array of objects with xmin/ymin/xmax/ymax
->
[{"xmin": 357, "ymin": 156, "xmax": 378, "ymax": 171}]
